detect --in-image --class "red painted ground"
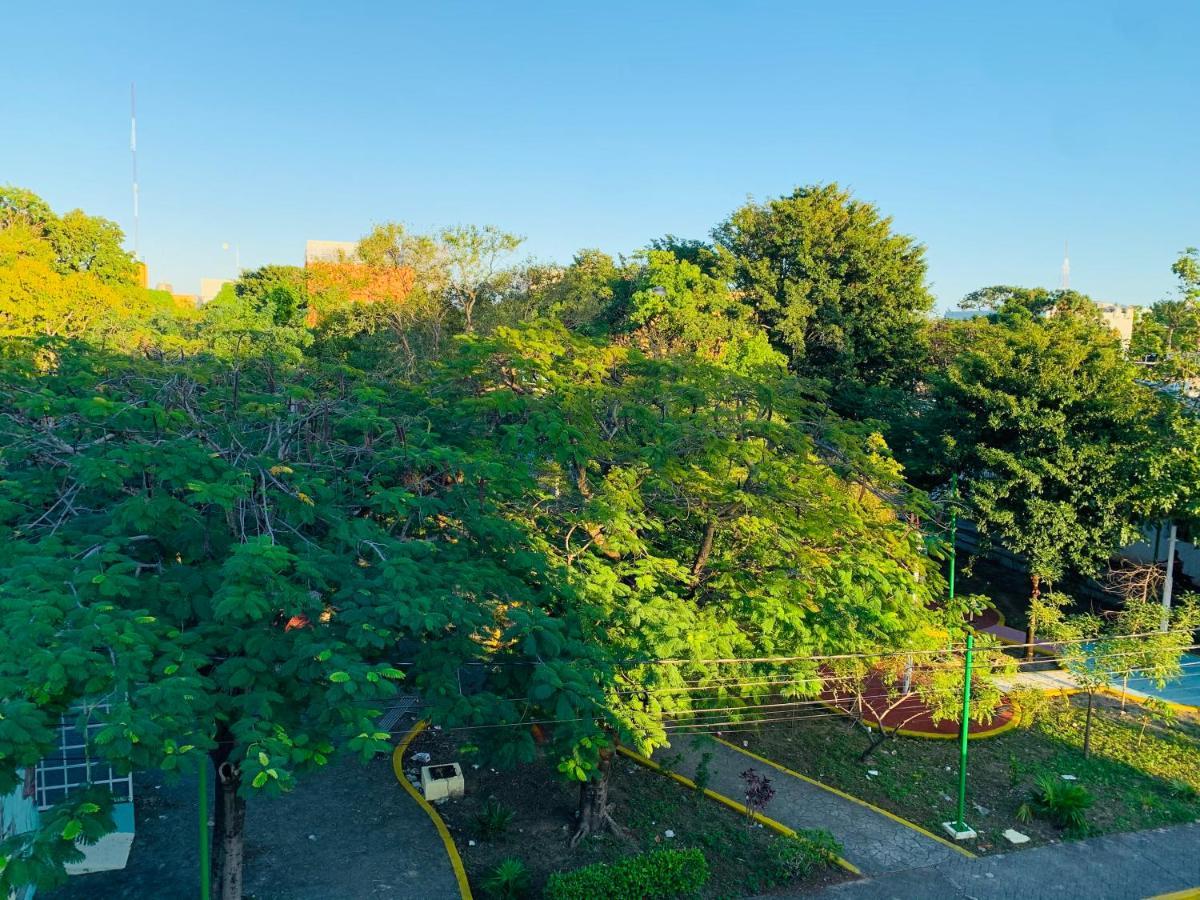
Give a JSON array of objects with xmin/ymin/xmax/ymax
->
[
  {"xmin": 820, "ymin": 668, "xmax": 1017, "ymax": 737},
  {"xmin": 967, "ymin": 607, "xmax": 1001, "ymax": 630}
]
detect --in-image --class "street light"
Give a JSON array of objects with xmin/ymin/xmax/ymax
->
[{"xmin": 221, "ymin": 242, "xmax": 241, "ymax": 278}]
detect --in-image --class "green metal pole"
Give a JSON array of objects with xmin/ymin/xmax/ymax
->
[
  {"xmin": 956, "ymin": 631, "xmax": 974, "ymax": 831},
  {"xmin": 948, "ymin": 473, "xmax": 957, "ymax": 603},
  {"xmin": 199, "ymin": 761, "xmax": 210, "ymax": 900}
]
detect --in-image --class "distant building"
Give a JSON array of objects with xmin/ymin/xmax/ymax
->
[
  {"xmin": 199, "ymin": 278, "xmax": 233, "ymax": 304},
  {"xmin": 1095, "ymin": 302, "xmax": 1136, "ymax": 347},
  {"xmin": 944, "ymin": 300, "xmax": 1138, "ymax": 347},
  {"xmin": 305, "ymin": 240, "xmax": 359, "ymax": 266}
]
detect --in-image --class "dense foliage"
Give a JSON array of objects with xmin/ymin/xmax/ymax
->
[
  {"xmin": 544, "ymin": 847, "xmax": 709, "ymax": 900},
  {"xmin": 1, "ymin": 184, "xmax": 1196, "ymax": 898}
]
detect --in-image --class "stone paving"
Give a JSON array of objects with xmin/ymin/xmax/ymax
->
[
  {"xmin": 657, "ymin": 737, "xmax": 969, "ymax": 876},
  {"xmin": 801, "ymin": 822, "xmax": 1200, "ymax": 899}
]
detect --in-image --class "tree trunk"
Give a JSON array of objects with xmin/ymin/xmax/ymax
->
[
  {"xmin": 212, "ymin": 759, "xmax": 246, "ymax": 900},
  {"xmin": 1025, "ymin": 574, "xmax": 1041, "ymax": 662},
  {"xmin": 688, "ymin": 519, "xmax": 717, "ymax": 594},
  {"xmin": 571, "ymin": 747, "xmax": 623, "ymax": 847},
  {"xmin": 1082, "ymin": 691, "xmax": 1096, "ymax": 758},
  {"xmin": 858, "ymin": 728, "xmax": 890, "ymax": 761}
]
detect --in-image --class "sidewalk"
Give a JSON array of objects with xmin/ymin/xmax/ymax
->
[
  {"xmin": 799, "ymin": 822, "xmax": 1200, "ymax": 899},
  {"xmin": 656, "ymin": 737, "xmax": 970, "ymax": 876}
]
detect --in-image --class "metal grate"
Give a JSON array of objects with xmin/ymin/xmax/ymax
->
[
  {"xmin": 375, "ymin": 693, "xmax": 418, "ymax": 733},
  {"xmin": 35, "ymin": 702, "xmax": 133, "ymax": 811}
]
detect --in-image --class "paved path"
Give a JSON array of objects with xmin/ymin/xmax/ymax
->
[
  {"xmin": 656, "ymin": 737, "xmax": 969, "ymax": 876},
  {"xmin": 797, "ymin": 822, "xmax": 1200, "ymax": 899},
  {"xmin": 46, "ymin": 754, "xmax": 461, "ymax": 900}
]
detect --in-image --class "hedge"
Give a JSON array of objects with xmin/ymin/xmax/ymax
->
[{"xmin": 543, "ymin": 847, "xmax": 708, "ymax": 899}]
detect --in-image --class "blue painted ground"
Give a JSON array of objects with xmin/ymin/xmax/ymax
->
[{"xmin": 1090, "ymin": 648, "xmax": 1200, "ymax": 707}]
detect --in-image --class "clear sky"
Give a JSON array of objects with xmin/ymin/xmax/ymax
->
[{"xmin": 3, "ymin": 1, "xmax": 1198, "ymax": 308}]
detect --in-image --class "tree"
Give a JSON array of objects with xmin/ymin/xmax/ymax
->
[
  {"xmin": 1036, "ymin": 592, "xmax": 1199, "ymax": 756},
  {"xmin": 613, "ymin": 249, "xmax": 785, "ymax": 375},
  {"xmin": 0, "ymin": 339, "xmax": 605, "ymax": 898},
  {"xmin": 0, "ymin": 188, "xmax": 174, "ymax": 348},
  {"xmin": 714, "ymin": 183, "xmax": 933, "ymax": 394},
  {"xmin": 502, "ymin": 249, "xmax": 632, "ymax": 334},
  {"xmin": 0, "ymin": 186, "xmax": 137, "ymax": 285},
  {"xmin": 917, "ymin": 313, "xmax": 1160, "ymax": 658},
  {"xmin": 959, "ymin": 285, "xmax": 1100, "ymax": 322},
  {"xmin": 826, "ymin": 627, "xmax": 1015, "ymax": 761},
  {"xmin": 419, "ymin": 322, "xmax": 968, "ymax": 842},
  {"xmin": 440, "ymin": 224, "xmax": 523, "ymax": 333},
  {"xmin": 321, "ymin": 222, "xmax": 457, "ymax": 372},
  {"xmin": 45, "ymin": 209, "xmax": 138, "ymax": 285},
  {"xmin": 1131, "ymin": 249, "xmax": 1200, "ymax": 393}
]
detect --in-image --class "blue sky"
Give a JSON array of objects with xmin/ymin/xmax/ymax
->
[{"xmin": 3, "ymin": 1, "xmax": 1198, "ymax": 308}]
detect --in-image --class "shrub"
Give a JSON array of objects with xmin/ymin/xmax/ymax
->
[
  {"xmin": 482, "ymin": 858, "xmax": 531, "ymax": 899},
  {"xmin": 767, "ymin": 829, "xmax": 843, "ymax": 882},
  {"xmin": 544, "ymin": 848, "xmax": 708, "ymax": 899},
  {"xmin": 740, "ymin": 768, "xmax": 775, "ymax": 821},
  {"xmin": 1022, "ymin": 774, "xmax": 1094, "ymax": 834},
  {"xmin": 475, "ymin": 799, "xmax": 517, "ymax": 838}
]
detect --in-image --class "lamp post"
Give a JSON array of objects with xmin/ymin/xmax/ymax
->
[
  {"xmin": 221, "ymin": 242, "xmax": 241, "ymax": 278},
  {"xmin": 944, "ymin": 473, "xmax": 977, "ymax": 840}
]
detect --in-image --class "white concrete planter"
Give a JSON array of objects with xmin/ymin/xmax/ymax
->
[{"xmin": 420, "ymin": 763, "xmax": 464, "ymax": 803}]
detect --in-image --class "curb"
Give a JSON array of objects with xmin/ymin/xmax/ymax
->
[
  {"xmin": 1034, "ymin": 685, "xmax": 1199, "ymax": 716},
  {"xmin": 392, "ymin": 720, "xmax": 474, "ymax": 900},
  {"xmin": 615, "ymin": 745, "xmax": 864, "ymax": 877},
  {"xmin": 1146, "ymin": 889, "xmax": 1200, "ymax": 900},
  {"xmin": 711, "ymin": 737, "xmax": 977, "ymax": 859}
]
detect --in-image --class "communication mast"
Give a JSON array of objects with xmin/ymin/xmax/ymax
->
[{"xmin": 131, "ymin": 83, "xmax": 140, "ymax": 260}]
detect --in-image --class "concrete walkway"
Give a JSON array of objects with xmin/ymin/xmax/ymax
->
[
  {"xmin": 656, "ymin": 737, "xmax": 969, "ymax": 876},
  {"xmin": 46, "ymin": 756, "xmax": 461, "ymax": 900},
  {"xmin": 800, "ymin": 822, "xmax": 1200, "ymax": 899}
]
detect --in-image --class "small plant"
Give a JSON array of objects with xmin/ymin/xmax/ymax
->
[
  {"xmin": 740, "ymin": 768, "xmax": 775, "ymax": 823},
  {"xmin": 544, "ymin": 848, "xmax": 708, "ymax": 899},
  {"xmin": 1025, "ymin": 774, "xmax": 1094, "ymax": 834},
  {"xmin": 482, "ymin": 857, "xmax": 530, "ymax": 899},
  {"xmin": 1007, "ymin": 752, "xmax": 1022, "ymax": 788},
  {"xmin": 475, "ymin": 799, "xmax": 516, "ymax": 838},
  {"xmin": 767, "ymin": 829, "xmax": 843, "ymax": 883},
  {"xmin": 1167, "ymin": 779, "xmax": 1199, "ymax": 802}
]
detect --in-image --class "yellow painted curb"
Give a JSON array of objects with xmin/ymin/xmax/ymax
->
[
  {"xmin": 1145, "ymin": 889, "xmax": 1200, "ymax": 900},
  {"xmin": 393, "ymin": 721, "xmax": 473, "ymax": 900},
  {"xmin": 615, "ymin": 745, "xmax": 863, "ymax": 877},
  {"xmin": 711, "ymin": 737, "xmax": 977, "ymax": 859},
  {"xmin": 1029, "ymin": 685, "xmax": 1197, "ymax": 716}
]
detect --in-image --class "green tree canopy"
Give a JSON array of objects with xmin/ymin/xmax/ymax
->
[
  {"xmin": 0, "ymin": 339, "xmax": 606, "ymax": 898},
  {"xmin": 914, "ymin": 312, "xmax": 1163, "ymax": 655},
  {"xmin": 416, "ymin": 322, "xmax": 969, "ymax": 838},
  {"xmin": 714, "ymin": 183, "xmax": 933, "ymax": 393}
]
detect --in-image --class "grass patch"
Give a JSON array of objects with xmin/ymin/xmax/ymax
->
[
  {"xmin": 743, "ymin": 692, "xmax": 1200, "ymax": 853},
  {"xmin": 408, "ymin": 727, "xmax": 849, "ymax": 898}
]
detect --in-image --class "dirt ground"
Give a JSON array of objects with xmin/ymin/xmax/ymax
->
[{"xmin": 409, "ymin": 725, "xmax": 850, "ymax": 898}]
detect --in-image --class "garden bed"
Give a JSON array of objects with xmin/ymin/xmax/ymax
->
[
  {"xmin": 408, "ymin": 725, "xmax": 851, "ymax": 897},
  {"xmin": 737, "ymin": 692, "xmax": 1200, "ymax": 854}
]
